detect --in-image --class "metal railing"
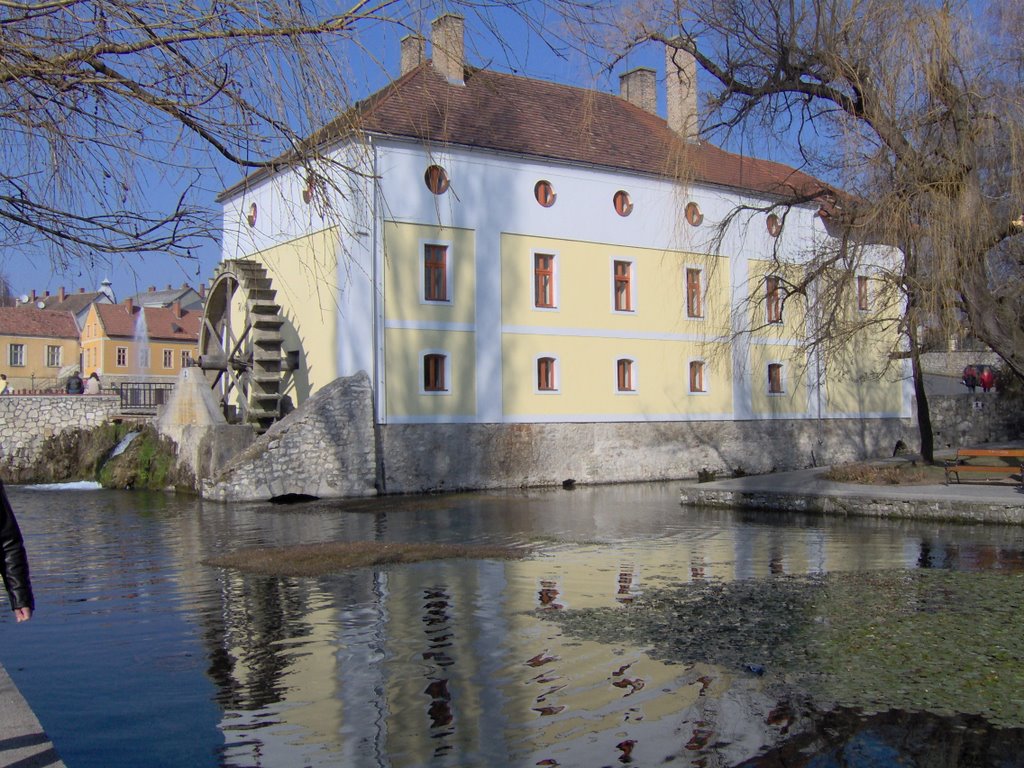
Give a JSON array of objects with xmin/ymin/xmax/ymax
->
[{"xmin": 117, "ymin": 381, "xmax": 176, "ymax": 414}]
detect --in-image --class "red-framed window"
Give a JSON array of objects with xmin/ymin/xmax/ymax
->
[
  {"xmin": 424, "ymin": 244, "xmax": 448, "ymax": 302},
  {"xmin": 537, "ymin": 357, "xmax": 556, "ymax": 391},
  {"xmin": 535, "ymin": 254, "xmax": 555, "ymax": 308},
  {"xmin": 686, "ymin": 268, "xmax": 703, "ymax": 318},
  {"xmin": 614, "ymin": 260, "xmax": 632, "ymax": 312},
  {"xmin": 857, "ymin": 275, "xmax": 869, "ymax": 311},
  {"xmin": 616, "ymin": 358, "xmax": 634, "ymax": 392},
  {"xmin": 768, "ymin": 363, "xmax": 784, "ymax": 394},
  {"xmin": 423, "ymin": 353, "xmax": 447, "ymax": 392},
  {"xmin": 766, "ymin": 276, "xmax": 783, "ymax": 324},
  {"xmin": 689, "ymin": 360, "xmax": 705, "ymax": 393}
]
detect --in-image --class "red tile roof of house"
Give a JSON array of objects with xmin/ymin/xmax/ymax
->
[
  {"xmin": 0, "ymin": 307, "xmax": 79, "ymax": 339},
  {"xmin": 95, "ymin": 302, "xmax": 200, "ymax": 342},
  {"xmin": 39, "ymin": 290, "xmax": 108, "ymax": 316},
  {"xmin": 222, "ymin": 62, "xmax": 830, "ymax": 202}
]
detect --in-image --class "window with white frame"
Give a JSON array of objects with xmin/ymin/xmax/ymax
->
[
  {"xmin": 685, "ymin": 267, "xmax": 703, "ymax": 319},
  {"xmin": 616, "ymin": 358, "xmax": 636, "ymax": 392},
  {"xmin": 46, "ymin": 345, "xmax": 62, "ymax": 368},
  {"xmin": 534, "ymin": 253, "xmax": 557, "ymax": 309},
  {"xmin": 765, "ymin": 276, "xmax": 783, "ymax": 324},
  {"xmin": 422, "ymin": 352, "xmax": 448, "ymax": 393},
  {"xmin": 8, "ymin": 344, "xmax": 24, "ymax": 367},
  {"xmin": 856, "ymin": 275, "xmax": 869, "ymax": 312},
  {"xmin": 116, "ymin": 347, "xmax": 127, "ymax": 367},
  {"xmin": 688, "ymin": 360, "xmax": 706, "ymax": 393},
  {"xmin": 181, "ymin": 350, "xmax": 192, "ymax": 368},
  {"xmin": 422, "ymin": 243, "xmax": 450, "ymax": 303},
  {"xmin": 537, "ymin": 356, "xmax": 558, "ymax": 392},
  {"xmin": 163, "ymin": 349, "xmax": 174, "ymax": 368},
  {"xmin": 613, "ymin": 260, "xmax": 634, "ymax": 313},
  {"xmin": 139, "ymin": 347, "xmax": 151, "ymax": 370}
]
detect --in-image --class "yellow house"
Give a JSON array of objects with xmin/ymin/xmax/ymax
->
[
  {"xmin": 81, "ymin": 298, "xmax": 200, "ymax": 383},
  {"xmin": 0, "ymin": 307, "xmax": 80, "ymax": 392}
]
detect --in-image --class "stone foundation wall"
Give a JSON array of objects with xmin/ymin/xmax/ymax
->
[
  {"xmin": 927, "ymin": 393, "xmax": 1024, "ymax": 449},
  {"xmin": 379, "ymin": 417, "xmax": 916, "ymax": 494},
  {"xmin": 919, "ymin": 351, "xmax": 1002, "ymax": 378},
  {"xmin": 0, "ymin": 395, "xmax": 122, "ymax": 472}
]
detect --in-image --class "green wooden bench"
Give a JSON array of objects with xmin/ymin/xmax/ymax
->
[{"xmin": 944, "ymin": 448, "xmax": 1024, "ymax": 485}]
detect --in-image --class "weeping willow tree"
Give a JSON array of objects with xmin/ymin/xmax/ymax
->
[
  {"xmin": 580, "ymin": 0, "xmax": 1024, "ymax": 459},
  {"xmin": 0, "ymin": 0, "xmax": 596, "ymax": 278}
]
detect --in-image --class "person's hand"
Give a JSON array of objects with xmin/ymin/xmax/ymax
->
[{"xmin": 14, "ymin": 607, "xmax": 31, "ymax": 623}]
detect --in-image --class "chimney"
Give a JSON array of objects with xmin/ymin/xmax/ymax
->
[
  {"xmin": 172, "ymin": 300, "xmax": 182, "ymax": 319},
  {"xmin": 78, "ymin": 288, "xmax": 85, "ymax": 293},
  {"xmin": 58, "ymin": 287, "xmax": 66, "ymax": 302},
  {"xmin": 29, "ymin": 290, "xmax": 36, "ymax": 301},
  {"xmin": 148, "ymin": 286, "xmax": 156, "ymax": 292},
  {"xmin": 124, "ymin": 297, "xmax": 133, "ymax": 313},
  {"xmin": 619, "ymin": 67, "xmax": 657, "ymax": 114},
  {"xmin": 666, "ymin": 45, "xmax": 699, "ymax": 142},
  {"xmin": 199, "ymin": 283, "xmax": 206, "ymax": 299},
  {"xmin": 431, "ymin": 14, "xmax": 465, "ymax": 85},
  {"xmin": 400, "ymin": 34, "xmax": 426, "ymax": 76}
]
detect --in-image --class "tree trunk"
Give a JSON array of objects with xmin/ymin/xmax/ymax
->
[{"xmin": 908, "ymin": 323, "xmax": 934, "ymax": 463}]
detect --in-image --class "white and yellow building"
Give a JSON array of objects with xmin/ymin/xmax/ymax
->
[{"xmin": 214, "ymin": 15, "xmax": 911, "ymax": 492}]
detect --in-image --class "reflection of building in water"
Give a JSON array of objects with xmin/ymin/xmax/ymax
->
[{"xmin": 170, "ymin": 500, "xmax": 998, "ymax": 767}]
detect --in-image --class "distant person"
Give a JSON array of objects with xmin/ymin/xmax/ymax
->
[
  {"xmin": 0, "ymin": 481, "xmax": 33, "ymax": 622},
  {"xmin": 962, "ymin": 365, "xmax": 978, "ymax": 393},
  {"xmin": 0, "ymin": 374, "xmax": 7, "ymax": 395},
  {"xmin": 84, "ymin": 372, "xmax": 101, "ymax": 395},
  {"xmin": 65, "ymin": 370, "xmax": 83, "ymax": 395},
  {"xmin": 979, "ymin": 367, "xmax": 995, "ymax": 393}
]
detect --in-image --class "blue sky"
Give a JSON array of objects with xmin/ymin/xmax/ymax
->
[{"xmin": 0, "ymin": 5, "xmax": 741, "ymax": 301}]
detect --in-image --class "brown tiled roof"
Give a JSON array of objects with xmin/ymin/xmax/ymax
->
[
  {"xmin": 222, "ymin": 63, "xmax": 830, "ymax": 201},
  {"xmin": 95, "ymin": 303, "xmax": 200, "ymax": 342},
  {"xmin": 0, "ymin": 308, "xmax": 79, "ymax": 339}
]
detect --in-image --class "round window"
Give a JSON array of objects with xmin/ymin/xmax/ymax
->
[
  {"xmin": 534, "ymin": 180, "xmax": 556, "ymax": 207},
  {"xmin": 766, "ymin": 213, "xmax": 782, "ymax": 237},
  {"xmin": 425, "ymin": 164, "xmax": 450, "ymax": 195},
  {"xmin": 613, "ymin": 190, "xmax": 633, "ymax": 217},
  {"xmin": 685, "ymin": 202, "xmax": 703, "ymax": 227},
  {"xmin": 246, "ymin": 203, "xmax": 257, "ymax": 227}
]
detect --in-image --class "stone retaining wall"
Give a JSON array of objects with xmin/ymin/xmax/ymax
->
[
  {"xmin": 927, "ymin": 393, "xmax": 1024, "ymax": 449},
  {"xmin": 0, "ymin": 394, "xmax": 122, "ymax": 472}
]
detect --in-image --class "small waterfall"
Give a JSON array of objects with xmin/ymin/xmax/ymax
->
[{"xmin": 109, "ymin": 430, "xmax": 141, "ymax": 459}]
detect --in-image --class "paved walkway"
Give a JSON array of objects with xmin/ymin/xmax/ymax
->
[
  {"xmin": 681, "ymin": 451, "xmax": 1024, "ymax": 523},
  {"xmin": 0, "ymin": 664, "xmax": 63, "ymax": 768}
]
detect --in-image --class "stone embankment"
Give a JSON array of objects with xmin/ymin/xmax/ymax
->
[
  {"xmin": 202, "ymin": 372, "xmax": 377, "ymax": 502},
  {"xmin": 0, "ymin": 394, "xmax": 120, "ymax": 476}
]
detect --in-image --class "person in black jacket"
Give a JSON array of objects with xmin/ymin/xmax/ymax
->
[{"xmin": 0, "ymin": 481, "xmax": 33, "ymax": 622}]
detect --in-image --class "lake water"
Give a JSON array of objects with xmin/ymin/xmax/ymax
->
[{"xmin": 1, "ymin": 482, "xmax": 1022, "ymax": 767}]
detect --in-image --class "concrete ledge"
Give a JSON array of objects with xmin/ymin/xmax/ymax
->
[
  {"xmin": 680, "ymin": 486, "xmax": 1024, "ymax": 525},
  {"xmin": 0, "ymin": 664, "xmax": 64, "ymax": 767}
]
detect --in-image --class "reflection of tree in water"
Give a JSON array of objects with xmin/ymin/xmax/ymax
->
[
  {"xmin": 203, "ymin": 573, "xmax": 314, "ymax": 710},
  {"xmin": 736, "ymin": 707, "xmax": 1024, "ymax": 767}
]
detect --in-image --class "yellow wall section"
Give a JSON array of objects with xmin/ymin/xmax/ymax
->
[
  {"xmin": 250, "ymin": 228, "xmax": 342, "ymax": 400},
  {"xmin": 501, "ymin": 234, "xmax": 730, "ymax": 337},
  {"xmin": 501, "ymin": 234, "xmax": 732, "ymax": 418},
  {"xmin": 502, "ymin": 336, "xmax": 733, "ymax": 417},
  {"xmin": 384, "ymin": 222, "xmax": 476, "ymax": 326},
  {"xmin": 385, "ymin": 328, "xmax": 476, "ymax": 418},
  {"xmin": 748, "ymin": 343, "xmax": 808, "ymax": 415}
]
